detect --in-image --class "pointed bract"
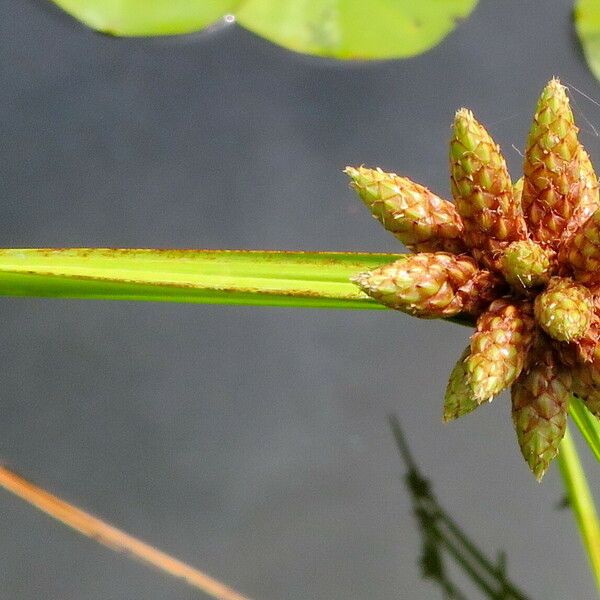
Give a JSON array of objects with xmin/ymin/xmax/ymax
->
[
  {"xmin": 450, "ymin": 108, "xmax": 526, "ymax": 270},
  {"xmin": 344, "ymin": 166, "xmax": 465, "ymax": 253},
  {"xmin": 522, "ymin": 79, "xmax": 581, "ymax": 246},
  {"xmin": 444, "ymin": 347, "xmax": 479, "ymax": 422},
  {"xmin": 353, "ymin": 253, "xmax": 501, "ymax": 318},
  {"xmin": 466, "ymin": 300, "xmax": 535, "ymax": 403},
  {"xmin": 511, "ymin": 344, "xmax": 570, "ymax": 481}
]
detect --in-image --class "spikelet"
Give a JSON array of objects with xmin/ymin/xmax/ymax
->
[
  {"xmin": 353, "ymin": 253, "xmax": 500, "ymax": 318},
  {"xmin": 466, "ymin": 300, "xmax": 535, "ymax": 403},
  {"xmin": 500, "ymin": 240, "xmax": 551, "ymax": 289},
  {"xmin": 511, "ymin": 343, "xmax": 570, "ymax": 481},
  {"xmin": 561, "ymin": 147, "xmax": 600, "ymax": 243},
  {"xmin": 554, "ymin": 305, "xmax": 600, "ymax": 366},
  {"xmin": 344, "ymin": 166, "xmax": 465, "ymax": 253},
  {"xmin": 443, "ymin": 347, "xmax": 478, "ymax": 422},
  {"xmin": 562, "ymin": 207, "xmax": 600, "ymax": 286},
  {"xmin": 450, "ymin": 108, "xmax": 526, "ymax": 270},
  {"xmin": 522, "ymin": 79, "xmax": 581, "ymax": 246},
  {"xmin": 572, "ymin": 360, "xmax": 600, "ymax": 417},
  {"xmin": 534, "ymin": 277, "xmax": 593, "ymax": 342}
]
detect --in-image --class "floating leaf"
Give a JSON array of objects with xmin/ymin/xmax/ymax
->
[
  {"xmin": 575, "ymin": 0, "xmax": 600, "ymax": 82},
  {"xmin": 236, "ymin": 0, "xmax": 478, "ymax": 59},
  {"xmin": 50, "ymin": 0, "xmax": 478, "ymax": 59},
  {"xmin": 51, "ymin": 0, "xmax": 239, "ymax": 36}
]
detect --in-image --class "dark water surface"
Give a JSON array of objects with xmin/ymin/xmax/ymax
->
[{"xmin": 0, "ymin": 0, "xmax": 596, "ymax": 598}]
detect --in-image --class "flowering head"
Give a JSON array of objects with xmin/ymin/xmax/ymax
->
[{"xmin": 346, "ymin": 78, "xmax": 600, "ymax": 481}]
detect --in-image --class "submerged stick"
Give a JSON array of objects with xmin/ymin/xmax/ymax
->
[{"xmin": 0, "ymin": 465, "xmax": 251, "ymax": 600}]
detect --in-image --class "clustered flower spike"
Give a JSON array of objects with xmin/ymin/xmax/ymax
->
[{"xmin": 346, "ymin": 78, "xmax": 600, "ymax": 481}]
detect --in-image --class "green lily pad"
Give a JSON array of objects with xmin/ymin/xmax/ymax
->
[
  {"xmin": 51, "ymin": 0, "xmax": 239, "ymax": 36},
  {"xmin": 51, "ymin": 0, "xmax": 478, "ymax": 59},
  {"xmin": 575, "ymin": 0, "xmax": 600, "ymax": 82}
]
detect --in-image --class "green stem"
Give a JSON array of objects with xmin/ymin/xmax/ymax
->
[
  {"xmin": 0, "ymin": 248, "xmax": 402, "ymax": 309},
  {"xmin": 570, "ymin": 397, "xmax": 600, "ymax": 463},
  {"xmin": 557, "ymin": 427, "xmax": 600, "ymax": 595}
]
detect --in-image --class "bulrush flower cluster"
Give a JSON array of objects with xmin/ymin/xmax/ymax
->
[{"xmin": 345, "ymin": 78, "xmax": 600, "ymax": 481}]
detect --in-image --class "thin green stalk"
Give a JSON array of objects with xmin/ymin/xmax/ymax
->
[{"xmin": 557, "ymin": 427, "xmax": 600, "ymax": 595}]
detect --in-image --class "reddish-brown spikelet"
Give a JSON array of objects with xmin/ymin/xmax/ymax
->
[
  {"xmin": 522, "ymin": 78, "xmax": 581, "ymax": 247},
  {"xmin": 444, "ymin": 347, "xmax": 478, "ymax": 422},
  {"xmin": 534, "ymin": 277, "xmax": 593, "ymax": 342},
  {"xmin": 353, "ymin": 253, "xmax": 501, "ymax": 318},
  {"xmin": 560, "ymin": 147, "xmax": 600, "ymax": 243},
  {"xmin": 511, "ymin": 342, "xmax": 571, "ymax": 481},
  {"xmin": 466, "ymin": 299, "xmax": 535, "ymax": 403},
  {"xmin": 559, "ymin": 150, "xmax": 600, "ymax": 282},
  {"xmin": 554, "ymin": 306, "xmax": 600, "ymax": 366},
  {"xmin": 561, "ymin": 209, "xmax": 600, "ymax": 284},
  {"xmin": 450, "ymin": 108, "xmax": 526, "ymax": 270},
  {"xmin": 572, "ymin": 359, "xmax": 600, "ymax": 417},
  {"xmin": 344, "ymin": 166, "xmax": 465, "ymax": 253}
]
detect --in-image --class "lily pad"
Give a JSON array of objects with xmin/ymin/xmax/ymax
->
[
  {"xmin": 575, "ymin": 0, "xmax": 600, "ymax": 82},
  {"xmin": 51, "ymin": 0, "xmax": 478, "ymax": 59},
  {"xmin": 51, "ymin": 0, "xmax": 239, "ymax": 36}
]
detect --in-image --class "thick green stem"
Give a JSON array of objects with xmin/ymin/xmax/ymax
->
[
  {"xmin": 557, "ymin": 427, "xmax": 600, "ymax": 595},
  {"xmin": 0, "ymin": 248, "xmax": 403, "ymax": 309}
]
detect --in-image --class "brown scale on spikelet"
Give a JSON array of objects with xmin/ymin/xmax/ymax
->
[{"xmin": 346, "ymin": 78, "xmax": 600, "ymax": 480}]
